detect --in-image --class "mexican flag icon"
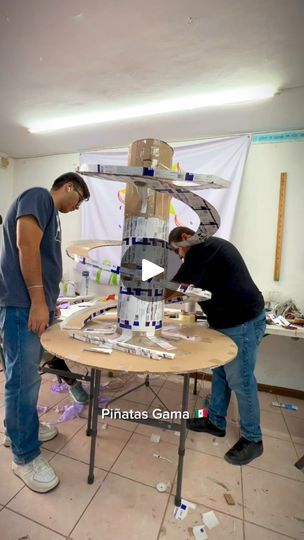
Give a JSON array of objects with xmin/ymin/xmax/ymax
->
[{"xmin": 194, "ymin": 408, "xmax": 208, "ymax": 419}]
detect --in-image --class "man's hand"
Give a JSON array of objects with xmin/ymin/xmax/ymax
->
[
  {"xmin": 55, "ymin": 305, "xmax": 61, "ymax": 319},
  {"xmin": 28, "ymin": 300, "xmax": 49, "ymax": 336}
]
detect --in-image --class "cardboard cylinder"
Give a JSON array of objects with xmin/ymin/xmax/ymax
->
[{"xmin": 125, "ymin": 139, "xmax": 173, "ymax": 218}]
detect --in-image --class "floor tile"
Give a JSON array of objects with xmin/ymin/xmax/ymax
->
[
  {"xmin": 258, "ymin": 391, "xmax": 281, "ymax": 414},
  {"xmin": 0, "ymin": 405, "xmax": 5, "ymax": 432},
  {"xmin": 154, "ymin": 386, "xmax": 197, "ymax": 412},
  {"xmin": 0, "ymin": 445, "xmax": 24, "ymax": 504},
  {"xmin": 284, "ymin": 415, "xmax": 304, "ymax": 445},
  {"xmin": 174, "ymin": 449, "xmax": 243, "ymax": 518},
  {"xmin": 295, "ymin": 444, "xmax": 304, "ymax": 460},
  {"xmin": 0, "ymin": 507, "xmax": 65, "ymax": 540},
  {"xmin": 277, "ymin": 395, "xmax": 304, "ymax": 419},
  {"xmin": 0, "ymin": 444, "xmax": 55, "ymax": 505},
  {"xmin": 160, "ymin": 496, "xmax": 243, "ymax": 539},
  {"xmin": 186, "ymin": 421, "xmax": 240, "ymax": 459},
  {"xmin": 161, "ymin": 374, "xmax": 191, "ymax": 393},
  {"xmin": 0, "ymin": 441, "xmax": 54, "ymax": 506},
  {"xmin": 7, "ymin": 454, "xmax": 106, "ymax": 537},
  {"xmin": 119, "ymin": 384, "xmax": 156, "ymax": 406},
  {"xmin": 243, "ymin": 467, "xmax": 304, "ymax": 539},
  {"xmin": 260, "ymin": 410, "xmax": 291, "ymax": 440},
  {"xmin": 70, "ymin": 472, "xmax": 169, "ymax": 540},
  {"xmin": 246, "ymin": 434, "xmax": 304, "ymax": 481},
  {"xmin": 244, "ymin": 521, "xmax": 294, "ymax": 539},
  {"xmin": 135, "ymin": 421, "xmax": 182, "ymax": 445},
  {"xmin": 112, "ymin": 432, "xmax": 178, "ymax": 488},
  {"xmin": 59, "ymin": 423, "xmax": 132, "ymax": 470}
]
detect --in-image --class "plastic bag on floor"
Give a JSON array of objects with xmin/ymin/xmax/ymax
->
[
  {"xmin": 49, "ymin": 402, "xmax": 84, "ymax": 424},
  {"xmin": 51, "ymin": 382, "xmax": 70, "ymax": 393}
]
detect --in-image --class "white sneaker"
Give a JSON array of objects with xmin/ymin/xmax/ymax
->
[
  {"xmin": 3, "ymin": 422, "xmax": 58, "ymax": 447},
  {"xmin": 12, "ymin": 455, "xmax": 60, "ymax": 492}
]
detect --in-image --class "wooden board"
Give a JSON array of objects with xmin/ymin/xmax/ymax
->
[
  {"xmin": 274, "ymin": 172, "xmax": 287, "ymax": 281},
  {"xmin": 66, "ymin": 240, "xmax": 121, "ymax": 259}
]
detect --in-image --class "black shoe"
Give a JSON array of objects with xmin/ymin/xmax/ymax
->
[
  {"xmin": 224, "ymin": 437, "xmax": 263, "ymax": 465},
  {"xmin": 187, "ymin": 417, "xmax": 226, "ymax": 437}
]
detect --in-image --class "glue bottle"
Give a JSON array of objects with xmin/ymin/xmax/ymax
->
[{"xmin": 81, "ymin": 270, "xmax": 90, "ymax": 296}]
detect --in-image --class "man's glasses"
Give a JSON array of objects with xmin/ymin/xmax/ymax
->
[{"xmin": 73, "ymin": 185, "xmax": 84, "ymax": 205}]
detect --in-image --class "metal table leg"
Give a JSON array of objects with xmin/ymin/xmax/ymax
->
[
  {"xmin": 86, "ymin": 368, "xmax": 95, "ymax": 436},
  {"xmin": 87, "ymin": 368, "xmax": 100, "ymax": 484},
  {"xmin": 175, "ymin": 373, "xmax": 189, "ymax": 507},
  {"xmin": 295, "ymin": 454, "xmax": 304, "ymax": 471}
]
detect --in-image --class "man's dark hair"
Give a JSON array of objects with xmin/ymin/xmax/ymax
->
[
  {"xmin": 51, "ymin": 172, "xmax": 90, "ymax": 201},
  {"xmin": 168, "ymin": 226, "xmax": 195, "ymax": 244}
]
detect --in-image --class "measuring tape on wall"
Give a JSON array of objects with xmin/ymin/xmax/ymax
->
[{"xmin": 274, "ymin": 172, "xmax": 287, "ymax": 281}]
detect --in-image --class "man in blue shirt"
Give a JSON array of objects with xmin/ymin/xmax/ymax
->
[{"xmin": 0, "ymin": 172, "xmax": 90, "ymax": 492}]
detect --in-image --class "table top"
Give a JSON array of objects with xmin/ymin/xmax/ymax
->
[
  {"xmin": 265, "ymin": 324, "xmax": 304, "ymax": 339},
  {"xmin": 41, "ymin": 316, "xmax": 237, "ymax": 375}
]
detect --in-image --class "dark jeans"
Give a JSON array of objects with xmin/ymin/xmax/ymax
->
[{"xmin": 208, "ymin": 310, "xmax": 266, "ymax": 442}]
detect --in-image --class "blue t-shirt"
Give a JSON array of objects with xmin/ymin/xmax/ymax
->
[{"xmin": 0, "ymin": 187, "xmax": 62, "ymax": 311}]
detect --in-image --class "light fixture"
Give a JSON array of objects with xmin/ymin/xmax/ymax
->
[{"xmin": 28, "ymin": 85, "xmax": 276, "ymax": 134}]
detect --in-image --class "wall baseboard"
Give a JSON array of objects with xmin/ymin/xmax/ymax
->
[{"xmin": 191, "ymin": 372, "xmax": 304, "ymax": 400}]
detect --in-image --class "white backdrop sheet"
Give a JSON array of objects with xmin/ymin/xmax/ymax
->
[{"xmin": 80, "ymin": 135, "xmax": 251, "ymax": 284}]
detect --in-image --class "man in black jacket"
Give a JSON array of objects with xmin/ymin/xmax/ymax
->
[{"xmin": 168, "ymin": 227, "xmax": 266, "ymax": 466}]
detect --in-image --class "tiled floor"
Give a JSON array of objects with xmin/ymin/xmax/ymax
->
[{"xmin": 0, "ymin": 368, "xmax": 303, "ymax": 540}]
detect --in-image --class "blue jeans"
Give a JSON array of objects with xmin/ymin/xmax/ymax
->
[
  {"xmin": 0, "ymin": 307, "xmax": 52, "ymax": 465},
  {"xmin": 208, "ymin": 310, "xmax": 266, "ymax": 442}
]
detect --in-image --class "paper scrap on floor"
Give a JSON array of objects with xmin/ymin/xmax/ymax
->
[
  {"xmin": 193, "ymin": 525, "xmax": 208, "ymax": 539},
  {"xmin": 173, "ymin": 499, "xmax": 196, "ymax": 520},
  {"xmin": 202, "ymin": 510, "xmax": 219, "ymax": 529}
]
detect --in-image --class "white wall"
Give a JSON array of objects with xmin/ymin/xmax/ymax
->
[
  {"xmin": 0, "ymin": 157, "xmax": 14, "ymax": 231},
  {"xmin": 231, "ymin": 140, "xmax": 304, "ymax": 391},
  {"xmin": 231, "ymin": 140, "xmax": 304, "ymax": 312}
]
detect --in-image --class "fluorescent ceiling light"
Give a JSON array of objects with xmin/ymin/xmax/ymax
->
[{"xmin": 28, "ymin": 85, "xmax": 275, "ymax": 134}]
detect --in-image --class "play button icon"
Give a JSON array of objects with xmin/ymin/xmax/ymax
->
[
  {"xmin": 120, "ymin": 240, "xmax": 168, "ymax": 302},
  {"xmin": 142, "ymin": 259, "xmax": 164, "ymax": 281}
]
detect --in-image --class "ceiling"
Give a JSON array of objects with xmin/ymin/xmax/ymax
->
[{"xmin": 0, "ymin": 0, "xmax": 304, "ymax": 159}]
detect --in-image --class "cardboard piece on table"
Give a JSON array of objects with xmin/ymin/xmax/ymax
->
[
  {"xmin": 62, "ymin": 300, "xmax": 118, "ymax": 330},
  {"xmin": 66, "ymin": 240, "xmax": 121, "ymax": 259}
]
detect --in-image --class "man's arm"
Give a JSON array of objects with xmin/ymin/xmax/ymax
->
[{"xmin": 16, "ymin": 215, "xmax": 49, "ymax": 336}]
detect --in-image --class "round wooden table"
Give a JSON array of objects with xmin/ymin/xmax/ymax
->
[{"xmin": 41, "ymin": 317, "xmax": 237, "ymax": 506}]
